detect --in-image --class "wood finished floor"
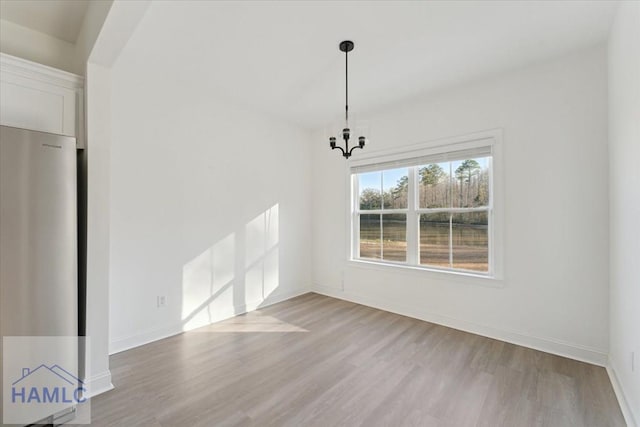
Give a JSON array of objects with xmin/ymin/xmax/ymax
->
[{"xmin": 88, "ymin": 293, "xmax": 625, "ymax": 426}]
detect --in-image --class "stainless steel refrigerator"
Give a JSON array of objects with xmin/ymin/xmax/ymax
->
[{"xmin": 0, "ymin": 125, "xmax": 78, "ymax": 425}]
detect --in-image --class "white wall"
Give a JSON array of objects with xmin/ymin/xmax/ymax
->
[
  {"xmin": 312, "ymin": 46, "xmax": 609, "ymax": 365},
  {"xmin": 0, "ymin": 19, "xmax": 78, "ymax": 74},
  {"xmin": 608, "ymin": 1, "xmax": 640, "ymax": 425},
  {"xmin": 73, "ymin": 0, "xmax": 114, "ymax": 73},
  {"xmin": 107, "ymin": 22, "xmax": 312, "ymax": 353},
  {"xmin": 84, "ymin": 62, "xmax": 113, "ymax": 395},
  {"xmin": 80, "ymin": 0, "xmax": 147, "ymax": 395}
]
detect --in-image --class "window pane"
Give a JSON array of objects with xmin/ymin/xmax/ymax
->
[
  {"xmin": 382, "ymin": 214, "xmax": 406, "ymax": 262},
  {"xmin": 383, "ymin": 168, "xmax": 408, "ymax": 209},
  {"xmin": 359, "ymin": 214, "xmax": 381, "ymax": 259},
  {"xmin": 451, "ymin": 157, "xmax": 490, "ymax": 208},
  {"xmin": 359, "ymin": 171, "xmax": 382, "ymax": 210},
  {"xmin": 418, "ymin": 162, "xmax": 450, "ymax": 208},
  {"xmin": 419, "ymin": 212, "xmax": 451, "ymax": 268},
  {"xmin": 452, "ymin": 212, "xmax": 488, "ymax": 272}
]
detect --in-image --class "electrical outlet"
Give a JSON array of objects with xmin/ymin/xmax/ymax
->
[{"xmin": 157, "ymin": 295, "xmax": 167, "ymax": 308}]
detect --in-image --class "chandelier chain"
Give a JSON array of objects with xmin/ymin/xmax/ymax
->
[{"xmin": 345, "ymin": 48, "xmax": 349, "ymax": 125}]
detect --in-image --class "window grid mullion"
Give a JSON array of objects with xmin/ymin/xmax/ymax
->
[
  {"xmin": 407, "ymin": 167, "xmax": 418, "ymax": 265},
  {"xmin": 448, "ymin": 213, "xmax": 453, "ymax": 268},
  {"xmin": 380, "ymin": 172, "xmax": 384, "ymax": 259},
  {"xmin": 355, "ymin": 209, "xmax": 409, "ymax": 215},
  {"xmin": 414, "ymin": 207, "xmax": 489, "ymax": 214},
  {"xmin": 353, "ymin": 174, "xmax": 359, "ymax": 259},
  {"xmin": 448, "ymin": 161, "xmax": 454, "ymax": 268}
]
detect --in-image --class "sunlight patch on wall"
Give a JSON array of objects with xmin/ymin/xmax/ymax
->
[
  {"xmin": 180, "ymin": 204, "xmax": 282, "ymax": 333},
  {"xmin": 245, "ymin": 204, "xmax": 279, "ymax": 266},
  {"xmin": 245, "ymin": 204, "xmax": 280, "ymax": 311},
  {"xmin": 181, "ymin": 232, "xmax": 235, "ymax": 330}
]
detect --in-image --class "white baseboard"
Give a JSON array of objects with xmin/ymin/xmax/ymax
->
[
  {"xmin": 607, "ymin": 360, "xmax": 638, "ymax": 427},
  {"xmin": 84, "ymin": 370, "xmax": 114, "ymax": 398},
  {"xmin": 109, "ymin": 286, "xmax": 311, "ymax": 355},
  {"xmin": 110, "ymin": 320, "xmax": 184, "ymax": 356},
  {"xmin": 312, "ymin": 284, "xmax": 609, "ymax": 367}
]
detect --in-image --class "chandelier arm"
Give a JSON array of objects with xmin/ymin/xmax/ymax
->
[
  {"xmin": 332, "ymin": 145, "xmax": 347, "ymax": 157},
  {"xmin": 348, "ymin": 145, "xmax": 364, "ymax": 156}
]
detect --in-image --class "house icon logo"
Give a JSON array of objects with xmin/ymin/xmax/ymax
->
[
  {"xmin": 3, "ymin": 336, "xmax": 92, "ymax": 424},
  {"xmin": 11, "ymin": 364, "xmax": 87, "ymax": 405}
]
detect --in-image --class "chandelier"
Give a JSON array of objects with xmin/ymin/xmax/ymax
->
[{"xmin": 329, "ymin": 40, "xmax": 366, "ymax": 159}]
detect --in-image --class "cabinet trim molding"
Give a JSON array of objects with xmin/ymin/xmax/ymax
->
[
  {"xmin": 0, "ymin": 53, "xmax": 85, "ymax": 148},
  {"xmin": 0, "ymin": 52, "xmax": 84, "ymax": 90}
]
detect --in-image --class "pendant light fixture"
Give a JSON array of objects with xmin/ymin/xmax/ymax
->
[{"xmin": 329, "ymin": 40, "xmax": 366, "ymax": 159}]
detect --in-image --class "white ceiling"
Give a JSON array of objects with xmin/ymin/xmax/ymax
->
[
  {"xmin": 113, "ymin": 1, "xmax": 620, "ymax": 130},
  {"xmin": 0, "ymin": 1, "xmax": 620, "ymax": 128},
  {"xmin": 0, "ymin": 0, "xmax": 89, "ymax": 44}
]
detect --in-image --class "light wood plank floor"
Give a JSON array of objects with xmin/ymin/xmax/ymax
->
[{"xmin": 88, "ymin": 293, "xmax": 625, "ymax": 426}]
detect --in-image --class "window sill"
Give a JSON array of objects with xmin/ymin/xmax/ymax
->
[{"xmin": 347, "ymin": 259, "xmax": 505, "ymax": 288}]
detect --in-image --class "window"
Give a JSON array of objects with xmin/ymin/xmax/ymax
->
[
  {"xmin": 357, "ymin": 168, "xmax": 409, "ymax": 262},
  {"xmin": 350, "ymin": 132, "xmax": 502, "ymax": 278}
]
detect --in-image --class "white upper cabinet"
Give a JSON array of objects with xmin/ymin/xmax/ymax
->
[{"xmin": 0, "ymin": 53, "xmax": 85, "ymax": 148}]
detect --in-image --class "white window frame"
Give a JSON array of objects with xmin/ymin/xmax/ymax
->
[{"xmin": 347, "ymin": 129, "xmax": 504, "ymax": 281}]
